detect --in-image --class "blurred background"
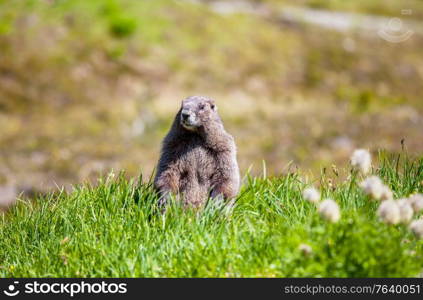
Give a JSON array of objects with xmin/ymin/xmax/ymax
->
[{"xmin": 0, "ymin": 0, "xmax": 422, "ymax": 204}]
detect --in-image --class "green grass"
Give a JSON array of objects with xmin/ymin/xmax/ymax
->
[{"xmin": 0, "ymin": 152, "xmax": 422, "ymax": 277}]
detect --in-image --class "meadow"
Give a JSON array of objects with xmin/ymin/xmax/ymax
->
[
  {"xmin": 0, "ymin": 152, "xmax": 422, "ymax": 277},
  {"xmin": 0, "ymin": 0, "xmax": 422, "ymax": 278}
]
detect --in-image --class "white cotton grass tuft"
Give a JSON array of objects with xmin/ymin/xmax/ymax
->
[
  {"xmin": 318, "ymin": 199, "xmax": 341, "ymax": 223},
  {"xmin": 397, "ymin": 198, "xmax": 414, "ymax": 224},
  {"xmin": 408, "ymin": 194, "xmax": 423, "ymax": 213},
  {"xmin": 377, "ymin": 199, "xmax": 400, "ymax": 225},
  {"xmin": 409, "ymin": 220, "xmax": 423, "ymax": 239},
  {"xmin": 298, "ymin": 243, "xmax": 313, "ymax": 256},
  {"xmin": 350, "ymin": 149, "xmax": 372, "ymax": 174},
  {"xmin": 380, "ymin": 185, "xmax": 393, "ymax": 201},
  {"xmin": 302, "ymin": 187, "xmax": 320, "ymax": 204},
  {"xmin": 360, "ymin": 176, "xmax": 385, "ymax": 200},
  {"xmin": 408, "ymin": 219, "xmax": 423, "ymax": 239}
]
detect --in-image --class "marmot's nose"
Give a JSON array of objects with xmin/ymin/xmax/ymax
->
[{"xmin": 181, "ymin": 112, "xmax": 190, "ymax": 120}]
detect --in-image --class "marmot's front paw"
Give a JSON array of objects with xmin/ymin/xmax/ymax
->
[
  {"xmin": 210, "ymin": 189, "xmax": 225, "ymax": 201},
  {"xmin": 157, "ymin": 190, "xmax": 172, "ymax": 207}
]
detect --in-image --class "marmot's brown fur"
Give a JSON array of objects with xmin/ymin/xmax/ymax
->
[{"xmin": 154, "ymin": 96, "xmax": 240, "ymax": 208}]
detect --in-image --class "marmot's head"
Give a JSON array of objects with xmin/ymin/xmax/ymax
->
[{"xmin": 179, "ymin": 96, "xmax": 218, "ymax": 131}]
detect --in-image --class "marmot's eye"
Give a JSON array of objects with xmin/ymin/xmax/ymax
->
[{"xmin": 199, "ymin": 104, "xmax": 205, "ymax": 110}]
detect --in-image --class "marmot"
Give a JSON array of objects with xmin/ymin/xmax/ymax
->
[{"xmin": 154, "ymin": 96, "xmax": 240, "ymax": 208}]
